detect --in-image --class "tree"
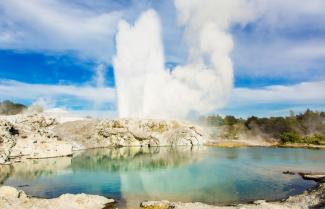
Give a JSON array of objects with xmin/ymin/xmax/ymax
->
[{"xmin": 224, "ymin": 115, "xmax": 238, "ymax": 126}]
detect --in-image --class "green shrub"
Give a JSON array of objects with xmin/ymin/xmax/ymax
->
[
  {"xmin": 0, "ymin": 100, "xmax": 26, "ymax": 115},
  {"xmin": 280, "ymin": 132, "xmax": 325, "ymax": 145},
  {"xmin": 303, "ymin": 134, "xmax": 325, "ymax": 145},
  {"xmin": 280, "ymin": 132, "xmax": 302, "ymax": 144}
]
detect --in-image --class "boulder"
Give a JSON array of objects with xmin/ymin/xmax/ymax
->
[{"xmin": 0, "ymin": 186, "xmax": 114, "ymax": 209}]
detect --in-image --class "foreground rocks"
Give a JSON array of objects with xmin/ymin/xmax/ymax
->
[
  {"xmin": 0, "ymin": 186, "xmax": 114, "ymax": 209},
  {"xmin": 140, "ymin": 183, "xmax": 325, "ymax": 209},
  {"xmin": 0, "ymin": 113, "xmax": 207, "ymax": 163}
]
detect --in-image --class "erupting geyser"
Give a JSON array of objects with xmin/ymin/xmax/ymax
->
[{"xmin": 113, "ymin": 0, "xmax": 254, "ymax": 119}]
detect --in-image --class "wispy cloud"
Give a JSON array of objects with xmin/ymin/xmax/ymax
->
[
  {"xmin": 0, "ymin": 79, "xmax": 115, "ymax": 104},
  {"xmin": 217, "ymin": 80, "xmax": 325, "ymax": 117},
  {"xmin": 232, "ymin": 0, "xmax": 325, "ymax": 78},
  {"xmin": 0, "ymin": 0, "xmax": 122, "ymax": 62},
  {"xmin": 231, "ymin": 80, "xmax": 325, "ymax": 105}
]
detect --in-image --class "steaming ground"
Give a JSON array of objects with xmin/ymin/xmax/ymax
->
[{"xmin": 113, "ymin": 0, "xmax": 255, "ymax": 119}]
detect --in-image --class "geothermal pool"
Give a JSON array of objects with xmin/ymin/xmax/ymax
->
[{"xmin": 2, "ymin": 147, "xmax": 325, "ymax": 208}]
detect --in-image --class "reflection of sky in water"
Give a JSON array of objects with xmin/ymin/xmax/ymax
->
[{"xmin": 2, "ymin": 147, "xmax": 325, "ymax": 208}]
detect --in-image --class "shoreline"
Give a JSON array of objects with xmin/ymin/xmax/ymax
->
[
  {"xmin": 1, "ymin": 113, "xmax": 324, "ymax": 165},
  {"xmin": 2, "ymin": 143, "xmax": 324, "ymax": 165},
  {"xmin": 140, "ymin": 174, "xmax": 325, "ymax": 209},
  {"xmin": 207, "ymin": 139, "xmax": 325, "ymax": 149}
]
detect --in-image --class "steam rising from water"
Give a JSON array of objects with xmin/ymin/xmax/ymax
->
[{"xmin": 113, "ymin": 0, "xmax": 254, "ymax": 119}]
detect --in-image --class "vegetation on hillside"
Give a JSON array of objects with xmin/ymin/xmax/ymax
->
[
  {"xmin": 0, "ymin": 100, "xmax": 45, "ymax": 115},
  {"xmin": 199, "ymin": 109, "xmax": 325, "ymax": 145},
  {"xmin": 0, "ymin": 100, "xmax": 26, "ymax": 115}
]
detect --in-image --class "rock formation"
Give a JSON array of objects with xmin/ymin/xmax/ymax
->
[
  {"xmin": 0, "ymin": 186, "xmax": 114, "ymax": 209},
  {"xmin": 0, "ymin": 120, "xmax": 16, "ymax": 164},
  {"xmin": 95, "ymin": 119, "xmax": 206, "ymax": 147},
  {"xmin": 54, "ymin": 118, "xmax": 206, "ymax": 150},
  {"xmin": 6, "ymin": 114, "xmax": 73, "ymax": 160},
  {"xmin": 0, "ymin": 113, "xmax": 207, "ymax": 164}
]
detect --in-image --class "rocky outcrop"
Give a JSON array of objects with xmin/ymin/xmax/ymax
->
[
  {"xmin": 1, "ymin": 114, "xmax": 207, "ymax": 163},
  {"xmin": 54, "ymin": 118, "xmax": 206, "ymax": 149},
  {"xmin": 0, "ymin": 186, "xmax": 114, "ymax": 209},
  {"xmin": 0, "ymin": 114, "xmax": 73, "ymax": 164},
  {"xmin": 0, "ymin": 120, "xmax": 16, "ymax": 164},
  {"xmin": 53, "ymin": 120, "xmax": 106, "ymax": 150},
  {"xmin": 95, "ymin": 119, "xmax": 206, "ymax": 147},
  {"xmin": 140, "ymin": 183, "xmax": 325, "ymax": 209},
  {"xmin": 9, "ymin": 114, "xmax": 73, "ymax": 159}
]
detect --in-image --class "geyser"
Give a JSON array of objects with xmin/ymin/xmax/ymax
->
[{"xmin": 113, "ymin": 0, "xmax": 254, "ymax": 119}]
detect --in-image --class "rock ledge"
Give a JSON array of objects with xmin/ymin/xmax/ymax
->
[{"xmin": 0, "ymin": 186, "xmax": 114, "ymax": 209}]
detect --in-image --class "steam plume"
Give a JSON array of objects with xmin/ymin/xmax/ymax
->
[{"xmin": 113, "ymin": 0, "xmax": 254, "ymax": 119}]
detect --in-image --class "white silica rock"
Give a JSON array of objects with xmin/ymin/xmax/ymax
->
[{"xmin": 96, "ymin": 118, "xmax": 207, "ymax": 147}]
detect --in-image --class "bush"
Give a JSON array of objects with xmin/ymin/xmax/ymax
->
[
  {"xmin": 224, "ymin": 115, "xmax": 238, "ymax": 126},
  {"xmin": 0, "ymin": 100, "xmax": 26, "ymax": 115},
  {"xmin": 304, "ymin": 134, "xmax": 325, "ymax": 145},
  {"xmin": 280, "ymin": 132, "xmax": 325, "ymax": 145},
  {"xmin": 280, "ymin": 132, "xmax": 302, "ymax": 144}
]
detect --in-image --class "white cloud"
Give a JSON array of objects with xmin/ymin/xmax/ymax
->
[
  {"xmin": 0, "ymin": 79, "xmax": 115, "ymax": 104},
  {"xmin": 0, "ymin": 0, "xmax": 122, "ymax": 62},
  {"xmin": 217, "ymin": 80, "xmax": 325, "ymax": 117},
  {"xmin": 232, "ymin": 0, "xmax": 325, "ymax": 77},
  {"xmin": 233, "ymin": 38, "xmax": 325, "ymax": 77},
  {"xmin": 231, "ymin": 80, "xmax": 325, "ymax": 105},
  {"xmin": 253, "ymin": 0, "xmax": 325, "ymax": 28}
]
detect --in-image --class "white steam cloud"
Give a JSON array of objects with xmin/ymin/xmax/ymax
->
[{"xmin": 113, "ymin": 0, "xmax": 255, "ymax": 119}]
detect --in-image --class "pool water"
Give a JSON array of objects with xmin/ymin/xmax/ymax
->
[{"xmin": 2, "ymin": 146, "xmax": 325, "ymax": 208}]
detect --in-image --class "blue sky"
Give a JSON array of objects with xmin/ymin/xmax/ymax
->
[{"xmin": 0, "ymin": 0, "xmax": 325, "ymax": 118}]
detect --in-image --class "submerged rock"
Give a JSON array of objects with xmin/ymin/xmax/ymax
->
[{"xmin": 0, "ymin": 186, "xmax": 114, "ymax": 209}]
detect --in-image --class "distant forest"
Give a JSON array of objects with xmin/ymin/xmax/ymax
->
[{"xmin": 199, "ymin": 109, "xmax": 325, "ymax": 145}]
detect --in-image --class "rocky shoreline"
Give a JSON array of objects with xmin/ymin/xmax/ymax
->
[
  {"xmin": 140, "ymin": 175, "xmax": 325, "ymax": 209},
  {"xmin": 0, "ymin": 186, "xmax": 114, "ymax": 209},
  {"xmin": 0, "ymin": 173, "xmax": 324, "ymax": 209}
]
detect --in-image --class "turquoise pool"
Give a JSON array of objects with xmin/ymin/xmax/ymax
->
[{"xmin": 2, "ymin": 146, "xmax": 325, "ymax": 208}]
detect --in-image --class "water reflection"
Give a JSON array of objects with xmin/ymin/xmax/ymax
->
[
  {"xmin": 1, "ymin": 147, "xmax": 324, "ymax": 208},
  {"xmin": 70, "ymin": 146, "xmax": 203, "ymax": 172}
]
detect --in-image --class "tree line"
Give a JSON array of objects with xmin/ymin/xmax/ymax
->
[{"xmin": 199, "ymin": 109, "xmax": 325, "ymax": 145}]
